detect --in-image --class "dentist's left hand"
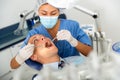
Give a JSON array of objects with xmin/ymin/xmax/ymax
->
[
  {"xmin": 15, "ymin": 34, "xmax": 39, "ymax": 64},
  {"xmin": 15, "ymin": 43, "xmax": 34, "ymax": 64}
]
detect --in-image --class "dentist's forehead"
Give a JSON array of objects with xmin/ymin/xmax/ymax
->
[{"xmin": 39, "ymin": 3, "xmax": 58, "ymax": 12}]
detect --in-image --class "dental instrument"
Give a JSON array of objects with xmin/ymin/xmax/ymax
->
[
  {"xmin": 74, "ymin": 5, "xmax": 98, "ymax": 19},
  {"xmin": 74, "ymin": 5, "xmax": 109, "ymax": 54},
  {"xmin": 51, "ymin": 37, "xmax": 57, "ymax": 42}
]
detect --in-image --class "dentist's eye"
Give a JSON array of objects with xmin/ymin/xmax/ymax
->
[
  {"xmin": 42, "ymin": 14, "xmax": 47, "ymax": 16},
  {"xmin": 40, "ymin": 11, "xmax": 47, "ymax": 15},
  {"xmin": 51, "ymin": 13, "xmax": 57, "ymax": 15}
]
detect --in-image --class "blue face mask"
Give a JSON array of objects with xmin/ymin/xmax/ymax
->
[{"xmin": 40, "ymin": 16, "xmax": 58, "ymax": 29}]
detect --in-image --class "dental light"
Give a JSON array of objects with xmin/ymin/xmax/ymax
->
[{"xmin": 74, "ymin": 5, "xmax": 98, "ymax": 19}]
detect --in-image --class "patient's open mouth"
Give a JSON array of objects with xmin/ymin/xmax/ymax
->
[{"xmin": 45, "ymin": 41, "xmax": 52, "ymax": 48}]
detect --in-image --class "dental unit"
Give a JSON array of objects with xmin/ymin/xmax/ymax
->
[
  {"xmin": 74, "ymin": 5, "xmax": 110, "ymax": 55},
  {"xmin": 14, "ymin": 10, "xmax": 34, "ymax": 35}
]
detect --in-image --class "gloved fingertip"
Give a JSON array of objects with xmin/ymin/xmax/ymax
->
[
  {"xmin": 27, "ymin": 43, "xmax": 35, "ymax": 48},
  {"xmin": 28, "ymin": 43, "xmax": 32, "ymax": 45}
]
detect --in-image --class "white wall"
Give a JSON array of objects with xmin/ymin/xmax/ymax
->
[
  {"xmin": 0, "ymin": 0, "xmax": 36, "ymax": 29},
  {"xmin": 65, "ymin": 0, "xmax": 120, "ymax": 43},
  {"xmin": 0, "ymin": 0, "xmax": 120, "ymax": 42}
]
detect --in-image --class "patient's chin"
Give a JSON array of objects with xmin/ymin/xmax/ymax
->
[{"xmin": 51, "ymin": 48, "xmax": 58, "ymax": 55}]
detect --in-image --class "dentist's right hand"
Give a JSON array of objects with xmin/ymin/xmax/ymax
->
[
  {"xmin": 15, "ymin": 34, "xmax": 40, "ymax": 64},
  {"xmin": 57, "ymin": 30, "xmax": 78, "ymax": 47}
]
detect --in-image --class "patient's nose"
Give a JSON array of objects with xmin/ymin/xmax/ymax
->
[{"xmin": 40, "ymin": 36, "xmax": 46, "ymax": 41}]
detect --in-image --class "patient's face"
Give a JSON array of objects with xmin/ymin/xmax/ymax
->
[{"xmin": 33, "ymin": 35, "xmax": 58, "ymax": 59}]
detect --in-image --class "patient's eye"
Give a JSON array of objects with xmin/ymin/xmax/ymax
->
[{"xmin": 34, "ymin": 39, "xmax": 38, "ymax": 44}]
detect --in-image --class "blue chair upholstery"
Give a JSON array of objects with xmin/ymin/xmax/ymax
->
[
  {"xmin": 112, "ymin": 42, "xmax": 120, "ymax": 53},
  {"xmin": 25, "ymin": 59, "xmax": 43, "ymax": 70}
]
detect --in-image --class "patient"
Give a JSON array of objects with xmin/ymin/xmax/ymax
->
[
  {"xmin": 10, "ymin": 34, "xmax": 85, "ymax": 70},
  {"xmin": 30, "ymin": 34, "xmax": 64, "ymax": 69},
  {"xmin": 10, "ymin": 34, "xmax": 66, "ymax": 70}
]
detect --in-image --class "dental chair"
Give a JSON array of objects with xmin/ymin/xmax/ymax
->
[
  {"xmin": 25, "ymin": 13, "xmax": 67, "ymax": 71},
  {"xmin": 25, "ymin": 13, "xmax": 67, "ymax": 80}
]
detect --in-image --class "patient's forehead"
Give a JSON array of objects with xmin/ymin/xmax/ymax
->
[
  {"xmin": 35, "ymin": 34, "xmax": 45, "ymax": 40},
  {"xmin": 37, "ymin": 34, "xmax": 44, "ymax": 37}
]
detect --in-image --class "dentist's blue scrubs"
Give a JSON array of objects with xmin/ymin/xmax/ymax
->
[{"xmin": 23, "ymin": 19, "xmax": 92, "ymax": 70}]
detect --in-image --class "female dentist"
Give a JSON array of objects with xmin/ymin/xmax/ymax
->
[{"xmin": 10, "ymin": 0, "xmax": 92, "ymax": 70}]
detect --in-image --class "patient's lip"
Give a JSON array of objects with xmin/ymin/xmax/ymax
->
[{"xmin": 34, "ymin": 37, "xmax": 53, "ymax": 48}]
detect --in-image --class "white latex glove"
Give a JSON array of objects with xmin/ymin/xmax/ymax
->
[
  {"xmin": 15, "ymin": 43, "xmax": 34, "ymax": 64},
  {"xmin": 57, "ymin": 30, "xmax": 78, "ymax": 47}
]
